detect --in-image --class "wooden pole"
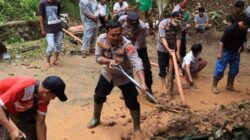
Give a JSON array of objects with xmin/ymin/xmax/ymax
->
[
  {"xmin": 170, "ymin": 52, "xmax": 186, "ymax": 104},
  {"xmin": 62, "ymin": 28, "xmax": 83, "ymax": 44},
  {"xmin": 150, "ymin": 55, "xmax": 186, "ymax": 104},
  {"xmin": 150, "ymin": 62, "xmax": 159, "ymax": 67}
]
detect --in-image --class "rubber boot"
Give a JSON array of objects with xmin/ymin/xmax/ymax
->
[
  {"xmin": 87, "ymin": 103, "xmax": 103, "ymax": 129},
  {"xmin": 226, "ymin": 76, "xmax": 235, "ymax": 91},
  {"xmin": 129, "ymin": 110, "xmax": 141, "ymax": 132},
  {"xmin": 212, "ymin": 77, "xmax": 220, "ymax": 94}
]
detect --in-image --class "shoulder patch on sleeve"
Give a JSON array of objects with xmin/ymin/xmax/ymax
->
[
  {"xmin": 97, "ymin": 42, "xmax": 103, "ymax": 48},
  {"xmin": 22, "ymin": 85, "xmax": 35, "ymax": 101},
  {"xmin": 98, "ymin": 41, "xmax": 111, "ymax": 49},
  {"xmin": 160, "ymin": 24, "xmax": 165, "ymax": 30},
  {"xmin": 126, "ymin": 44, "xmax": 136, "ymax": 55}
]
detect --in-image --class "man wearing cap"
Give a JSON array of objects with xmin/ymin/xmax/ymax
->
[
  {"xmin": 172, "ymin": 0, "xmax": 191, "ymax": 67},
  {"xmin": 87, "ymin": 21, "xmax": 147, "ymax": 132},
  {"xmin": 157, "ymin": 11, "xmax": 182, "ymax": 94},
  {"xmin": 212, "ymin": 16, "xmax": 250, "ymax": 94},
  {"xmin": 226, "ymin": 0, "xmax": 247, "ymax": 25},
  {"xmin": 0, "ymin": 76, "xmax": 67, "ymax": 140},
  {"xmin": 118, "ymin": 12, "xmax": 153, "ymax": 98}
]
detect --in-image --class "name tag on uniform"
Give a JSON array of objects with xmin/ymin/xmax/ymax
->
[{"xmin": 22, "ymin": 85, "xmax": 34, "ymax": 101}]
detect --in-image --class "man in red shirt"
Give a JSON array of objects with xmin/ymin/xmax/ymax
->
[{"xmin": 0, "ymin": 76, "xmax": 67, "ymax": 140}]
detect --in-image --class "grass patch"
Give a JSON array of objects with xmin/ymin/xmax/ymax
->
[{"xmin": 7, "ymin": 39, "xmax": 47, "ymax": 60}]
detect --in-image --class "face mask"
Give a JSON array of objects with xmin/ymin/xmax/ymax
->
[
  {"xmin": 194, "ymin": 52, "xmax": 201, "ymax": 58},
  {"xmin": 171, "ymin": 20, "xmax": 178, "ymax": 27}
]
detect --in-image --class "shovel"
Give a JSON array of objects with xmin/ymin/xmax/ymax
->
[{"xmin": 111, "ymin": 64, "xmax": 159, "ymax": 104}]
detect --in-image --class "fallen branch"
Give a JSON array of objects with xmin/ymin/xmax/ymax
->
[
  {"xmin": 63, "ymin": 28, "xmax": 83, "ymax": 44},
  {"xmin": 18, "ymin": 46, "xmax": 38, "ymax": 53},
  {"xmin": 150, "ymin": 62, "xmax": 159, "ymax": 67}
]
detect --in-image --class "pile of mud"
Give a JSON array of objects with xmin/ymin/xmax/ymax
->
[{"xmin": 121, "ymin": 94, "xmax": 250, "ymax": 139}]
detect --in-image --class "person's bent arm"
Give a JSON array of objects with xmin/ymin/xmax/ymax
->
[
  {"xmin": 161, "ymin": 38, "xmax": 174, "ymax": 53},
  {"xmin": 36, "ymin": 113, "xmax": 46, "ymax": 140},
  {"xmin": 96, "ymin": 56, "xmax": 117, "ymax": 69},
  {"xmin": 185, "ymin": 64, "xmax": 193, "ymax": 85},
  {"xmin": 176, "ymin": 38, "xmax": 181, "ymax": 62},
  {"xmin": 83, "ymin": 12, "xmax": 97, "ymax": 21},
  {"xmin": 125, "ymin": 44, "xmax": 148, "ymax": 94},
  {"xmin": 39, "ymin": 16, "xmax": 45, "ymax": 36},
  {"xmin": 0, "ymin": 107, "xmax": 23, "ymax": 140},
  {"xmin": 194, "ymin": 15, "xmax": 200, "ymax": 28},
  {"xmin": 80, "ymin": 2, "xmax": 97, "ymax": 22},
  {"xmin": 136, "ymin": 69, "xmax": 147, "ymax": 94},
  {"xmin": 113, "ymin": 4, "xmax": 118, "ymax": 14},
  {"xmin": 217, "ymin": 41, "xmax": 224, "ymax": 59},
  {"xmin": 194, "ymin": 21, "xmax": 200, "ymax": 28}
]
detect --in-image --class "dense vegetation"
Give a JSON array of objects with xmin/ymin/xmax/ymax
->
[
  {"xmin": 0, "ymin": 0, "xmax": 152, "ymax": 24},
  {"xmin": 0, "ymin": 0, "xmax": 39, "ymax": 24},
  {"xmin": 0, "ymin": 0, "xmax": 82, "ymax": 24}
]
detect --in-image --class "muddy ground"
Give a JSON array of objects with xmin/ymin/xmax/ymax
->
[{"xmin": 0, "ymin": 33, "xmax": 250, "ymax": 140}]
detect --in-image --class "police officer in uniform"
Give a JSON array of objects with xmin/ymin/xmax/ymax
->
[
  {"xmin": 118, "ymin": 12, "xmax": 153, "ymax": 94},
  {"xmin": 157, "ymin": 11, "xmax": 182, "ymax": 94},
  {"xmin": 87, "ymin": 21, "xmax": 147, "ymax": 132}
]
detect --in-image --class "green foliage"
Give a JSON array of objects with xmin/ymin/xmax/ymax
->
[
  {"xmin": 7, "ymin": 38, "xmax": 48, "ymax": 59},
  {"xmin": 209, "ymin": 11, "xmax": 224, "ymax": 26},
  {"xmin": 0, "ymin": 0, "xmax": 39, "ymax": 23},
  {"xmin": 0, "ymin": 0, "xmax": 82, "ymax": 23},
  {"xmin": 60, "ymin": 0, "xmax": 81, "ymax": 22}
]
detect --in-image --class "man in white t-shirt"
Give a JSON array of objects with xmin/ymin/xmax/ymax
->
[
  {"xmin": 112, "ymin": 0, "xmax": 129, "ymax": 21},
  {"xmin": 98, "ymin": 0, "xmax": 110, "ymax": 30},
  {"xmin": 182, "ymin": 43, "xmax": 207, "ymax": 87}
]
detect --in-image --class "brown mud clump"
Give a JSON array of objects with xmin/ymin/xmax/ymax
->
[{"xmin": 121, "ymin": 93, "xmax": 250, "ymax": 139}]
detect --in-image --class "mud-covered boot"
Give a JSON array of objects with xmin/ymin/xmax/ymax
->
[
  {"xmin": 87, "ymin": 103, "xmax": 103, "ymax": 129},
  {"xmin": 130, "ymin": 110, "xmax": 141, "ymax": 132},
  {"xmin": 226, "ymin": 76, "xmax": 235, "ymax": 91},
  {"xmin": 212, "ymin": 77, "xmax": 220, "ymax": 94}
]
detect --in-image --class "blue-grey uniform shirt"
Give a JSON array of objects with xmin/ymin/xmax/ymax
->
[
  {"xmin": 157, "ymin": 18, "xmax": 182, "ymax": 52},
  {"xmin": 118, "ymin": 15, "xmax": 147, "ymax": 50},
  {"xmin": 95, "ymin": 33, "xmax": 144, "ymax": 86}
]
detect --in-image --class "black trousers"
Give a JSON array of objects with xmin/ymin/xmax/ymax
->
[
  {"xmin": 157, "ymin": 50, "xmax": 169, "ymax": 78},
  {"xmin": 10, "ymin": 115, "xmax": 38, "ymax": 140},
  {"xmin": 94, "ymin": 75, "xmax": 140, "ymax": 110},
  {"xmin": 180, "ymin": 30, "xmax": 187, "ymax": 58},
  {"xmin": 137, "ymin": 47, "xmax": 153, "ymax": 92},
  {"xmin": 98, "ymin": 15, "xmax": 107, "ymax": 30}
]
